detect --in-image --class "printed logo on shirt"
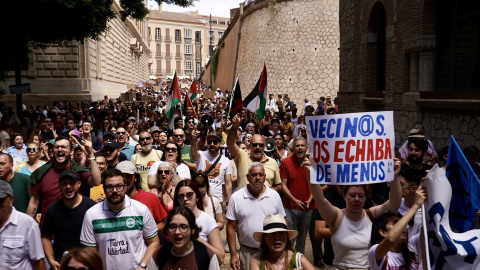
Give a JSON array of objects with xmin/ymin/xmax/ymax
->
[
  {"xmin": 205, "ymin": 161, "xmax": 221, "ymax": 179},
  {"xmin": 126, "ymin": 218, "xmax": 136, "ymax": 228}
]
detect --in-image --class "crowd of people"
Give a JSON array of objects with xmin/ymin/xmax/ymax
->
[{"xmin": 0, "ymin": 78, "xmax": 479, "ymax": 270}]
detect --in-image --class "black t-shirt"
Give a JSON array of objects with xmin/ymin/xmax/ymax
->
[
  {"xmin": 41, "ymin": 195, "xmax": 96, "ymax": 262},
  {"xmin": 314, "ymin": 186, "xmax": 374, "ymax": 266},
  {"xmin": 39, "ymin": 130, "xmax": 54, "ymax": 141}
]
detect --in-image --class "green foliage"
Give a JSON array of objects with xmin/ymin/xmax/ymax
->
[
  {"xmin": 211, "ymin": 47, "xmax": 220, "ymax": 80},
  {"xmin": 155, "ymin": 0, "xmax": 198, "ymax": 7}
]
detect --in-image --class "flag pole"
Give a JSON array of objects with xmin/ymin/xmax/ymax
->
[{"xmin": 227, "ymin": 74, "xmax": 239, "ymax": 119}]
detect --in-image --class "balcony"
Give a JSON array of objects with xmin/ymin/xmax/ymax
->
[
  {"xmin": 175, "ymin": 37, "xmax": 182, "ymax": 43},
  {"xmin": 164, "ymin": 36, "xmax": 172, "ymax": 42},
  {"xmin": 184, "ymin": 53, "xmax": 193, "ymax": 59},
  {"xmin": 148, "ymin": 35, "xmax": 152, "ymax": 41},
  {"xmin": 175, "ymin": 53, "xmax": 182, "ymax": 59},
  {"xmin": 164, "ymin": 53, "xmax": 172, "ymax": 58},
  {"xmin": 152, "ymin": 69, "xmax": 165, "ymax": 75},
  {"xmin": 165, "ymin": 69, "xmax": 173, "ymax": 75},
  {"xmin": 155, "ymin": 36, "xmax": 162, "ymax": 41},
  {"xmin": 195, "ymin": 39, "xmax": 201, "ymax": 44},
  {"xmin": 184, "ymin": 37, "xmax": 192, "ymax": 43},
  {"xmin": 155, "ymin": 52, "xmax": 163, "ymax": 57},
  {"xmin": 184, "ymin": 70, "xmax": 194, "ymax": 75}
]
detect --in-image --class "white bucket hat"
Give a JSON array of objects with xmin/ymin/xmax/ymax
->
[{"xmin": 253, "ymin": 214, "xmax": 298, "ymax": 242}]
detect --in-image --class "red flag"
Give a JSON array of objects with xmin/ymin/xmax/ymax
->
[
  {"xmin": 189, "ymin": 79, "xmax": 198, "ymax": 101},
  {"xmin": 185, "ymin": 89, "xmax": 198, "ymax": 119}
]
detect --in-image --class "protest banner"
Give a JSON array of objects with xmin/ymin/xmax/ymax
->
[{"xmin": 306, "ymin": 111, "xmax": 395, "ymax": 185}]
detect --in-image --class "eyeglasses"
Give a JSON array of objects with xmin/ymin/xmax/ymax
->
[
  {"xmin": 168, "ymin": 224, "xmax": 190, "ymax": 233},
  {"xmin": 116, "ymin": 132, "xmax": 126, "ymax": 135},
  {"xmin": 207, "ymin": 140, "xmax": 219, "ymax": 145},
  {"xmin": 178, "ymin": 192, "xmax": 194, "ymax": 200},
  {"xmin": 299, "ymin": 127, "xmax": 306, "ymax": 130},
  {"xmin": 251, "ymin": 143, "xmax": 265, "ymax": 148},
  {"xmin": 187, "ymin": 121, "xmax": 194, "ymax": 124},
  {"xmin": 54, "ymin": 145, "xmax": 70, "ymax": 150},
  {"xmin": 157, "ymin": 170, "xmax": 171, "ymax": 175},
  {"xmin": 174, "ymin": 134, "xmax": 184, "ymax": 138},
  {"xmin": 139, "ymin": 137, "xmax": 151, "ymax": 141},
  {"xmin": 165, "ymin": 147, "xmax": 177, "ymax": 152},
  {"xmin": 246, "ymin": 135, "xmax": 252, "ymax": 139},
  {"xmin": 105, "ymin": 184, "xmax": 126, "ymax": 192},
  {"xmin": 27, "ymin": 148, "xmax": 38, "ymax": 152},
  {"xmin": 83, "ymin": 123, "xmax": 92, "ymax": 127}
]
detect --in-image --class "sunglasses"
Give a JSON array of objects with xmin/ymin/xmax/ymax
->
[
  {"xmin": 157, "ymin": 170, "xmax": 171, "ymax": 175},
  {"xmin": 251, "ymin": 143, "xmax": 265, "ymax": 148},
  {"xmin": 27, "ymin": 148, "xmax": 38, "ymax": 152},
  {"xmin": 207, "ymin": 140, "xmax": 219, "ymax": 145},
  {"xmin": 165, "ymin": 147, "xmax": 178, "ymax": 152},
  {"xmin": 116, "ymin": 132, "xmax": 126, "ymax": 135},
  {"xmin": 173, "ymin": 134, "xmax": 184, "ymax": 138},
  {"xmin": 187, "ymin": 121, "xmax": 194, "ymax": 124},
  {"xmin": 178, "ymin": 192, "xmax": 194, "ymax": 200},
  {"xmin": 139, "ymin": 137, "xmax": 151, "ymax": 141}
]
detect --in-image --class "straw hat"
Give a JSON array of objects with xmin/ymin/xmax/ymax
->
[
  {"xmin": 407, "ymin": 128, "xmax": 425, "ymax": 138},
  {"xmin": 253, "ymin": 214, "xmax": 298, "ymax": 242}
]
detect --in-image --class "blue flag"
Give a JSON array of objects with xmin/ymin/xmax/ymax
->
[{"xmin": 446, "ymin": 135, "xmax": 480, "ymax": 232}]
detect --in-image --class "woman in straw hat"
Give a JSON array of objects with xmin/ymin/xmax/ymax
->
[{"xmin": 250, "ymin": 214, "xmax": 314, "ymax": 270}]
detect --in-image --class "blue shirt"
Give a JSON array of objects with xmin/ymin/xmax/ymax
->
[
  {"xmin": 7, "ymin": 145, "xmax": 27, "ymax": 160},
  {"xmin": 121, "ymin": 143, "xmax": 135, "ymax": 160}
]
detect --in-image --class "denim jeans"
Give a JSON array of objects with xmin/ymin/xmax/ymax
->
[{"xmin": 285, "ymin": 208, "xmax": 312, "ymax": 254}]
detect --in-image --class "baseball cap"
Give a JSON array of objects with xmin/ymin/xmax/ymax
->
[
  {"xmin": 206, "ymin": 131, "xmax": 222, "ymax": 140},
  {"xmin": 0, "ymin": 181, "xmax": 13, "ymax": 198},
  {"xmin": 271, "ymin": 118, "xmax": 280, "ymax": 124},
  {"xmin": 150, "ymin": 126, "xmax": 161, "ymax": 133},
  {"xmin": 103, "ymin": 131, "xmax": 117, "ymax": 139},
  {"xmin": 59, "ymin": 170, "xmax": 79, "ymax": 182},
  {"xmin": 46, "ymin": 139, "xmax": 56, "ymax": 146},
  {"xmin": 103, "ymin": 141, "xmax": 119, "ymax": 149},
  {"xmin": 116, "ymin": 161, "xmax": 137, "ymax": 175}
]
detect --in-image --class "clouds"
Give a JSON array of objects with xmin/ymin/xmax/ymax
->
[{"xmin": 148, "ymin": 0, "xmax": 241, "ymax": 18}]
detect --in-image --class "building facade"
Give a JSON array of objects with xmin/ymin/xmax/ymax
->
[
  {"xmin": 1, "ymin": 0, "xmax": 151, "ymax": 105},
  {"xmin": 338, "ymin": 0, "xmax": 480, "ymax": 148},
  {"xmin": 147, "ymin": 6, "xmax": 229, "ymax": 80}
]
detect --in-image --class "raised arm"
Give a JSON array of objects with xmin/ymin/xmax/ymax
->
[
  {"xmin": 190, "ymin": 129, "xmax": 200, "ymax": 162},
  {"xmin": 226, "ymin": 114, "xmax": 241, "ymax": 159},
  {"xmin": 374, "ymin": 186, "xmax": 427, "ymax": 262},
  {"xmin": 305, "ymin": 157, "xmax": 342, "ymax": 232},
  {"xmin": 369, "ymin": 158, "xmax": 402, "ymax": 218}
]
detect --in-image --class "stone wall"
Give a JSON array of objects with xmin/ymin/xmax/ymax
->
[{"xmin": 203, "ymin": 0, "xmax": 340, "ymax": 107}]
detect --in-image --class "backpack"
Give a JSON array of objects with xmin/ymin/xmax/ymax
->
[{"xmin": 156, "ymin": 240, "xmax": 210, "ymax": 270}]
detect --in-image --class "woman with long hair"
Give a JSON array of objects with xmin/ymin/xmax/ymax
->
[
  {"xmin": 147, "ymin": 207, "xmax": 220, "ymax": 270},
  {"xmin": 59, "ymin": 246, "xmax": 103, "ymax": 270},
  {"xmin": 369, "ymin": 186, "xmax": 426, "ymax": 270},
  {"xmin": 15, "ymin": 142, "xmax": 46, "ymax": 175},
  {"xmin": 191, "ymin": 171, "xmax": 224, "ymax": 230},
  {"xmin": 280, "ymin": 114, "xmax": 294, "ymax": 141},
  {"xmin": 98, "ymin": 117, "xmax": 112, "ymax": 139},
  {"xmin": 173, "ymin": 180, "xmax": 225, "ymax": 265},
  {"xmin": 250, "ymin": 214, "xmax": 314, "ymax": 270},
  {"xmin": 308, "ymin": 158, "xmax": 402, "ymax": 270},
  {"xmin": 272, "ymin": 133, "xmax": 288, "ymax": 167}
]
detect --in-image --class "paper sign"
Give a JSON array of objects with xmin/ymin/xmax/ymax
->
[{"xmin": 306, "ymin": 111, "xmax": 395, "ymax": 185}]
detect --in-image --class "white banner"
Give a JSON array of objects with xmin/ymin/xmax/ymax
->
[{"xmin": 306, "ymin": 111, "xmax": 395, "ymax": 185}]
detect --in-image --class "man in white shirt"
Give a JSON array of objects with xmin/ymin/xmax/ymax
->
[
  {"xmin": 191, "ymin": 131, "xmax": 232, "ymax": 202},
  {"xmin": 397, "ymin": 167, "xmax": 424, "ymax": 237},
  {"xmin": 0, "ymin": 181, "xmax": 46, "ymax": 270},
  {"xmin": 226, "ymin": 162, "xmax": 286, "ymax": 270}
]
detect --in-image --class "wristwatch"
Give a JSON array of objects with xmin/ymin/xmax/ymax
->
[{"xmin": 139, "ymin": 262, "xmax": 147, "ymax": 269}]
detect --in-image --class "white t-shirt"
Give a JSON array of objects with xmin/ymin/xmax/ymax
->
[
  {"xmin": 368, "ymin": 234, "xmax": 421, "ymax": 270},
  {"xmin": 398, "ymin": 198, "xmax": 423, "ymax": 238},
  {"xmin": 80, "ymin": 196, "xmax": 158, "ymax": 270},
  {"xmin": 196, "ymin": 211, "xmax": 218, "ymax": 242},
  {"xmin": 148, "ymin": 161, "xmax": 191, "ymax": 180},
  {"xmin": 204, "ymin": 196, "xmax": 222, "ymax": 220},
  {"xmin": 196, "ymin": 151, "xmax": 232, "ymax": 202}
]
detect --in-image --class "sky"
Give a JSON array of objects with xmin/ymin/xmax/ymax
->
[{"xmin": 147, "ymin": 0, "xmax": 242, "ymax": 18}]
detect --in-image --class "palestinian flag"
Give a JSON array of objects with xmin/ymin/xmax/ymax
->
[
  {"xmin": 188, "ymin": 79, "xmax": 198, "ymax": 101},
  {"xmin": 228, "ymin": 74, "xmax": 243, "ymax": 119},
  {"xmin": 166, "ymin": 72, "xmax": 181, "ymax": 129},
  {"xmin": 185, "ymin": 83, "xmax": 198, "ymax": 119},
  {"xmin": 243, "ymin": 64, "xmax": 267, "ymax": 120}
]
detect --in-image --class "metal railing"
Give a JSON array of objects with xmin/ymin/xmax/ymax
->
[{"xmin": 163, "ymin": 36, "xmax": 171, "ymax": 42}]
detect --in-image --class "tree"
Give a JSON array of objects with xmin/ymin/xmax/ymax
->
[{"xmin": 0, "ymin": 0, "xmax": 196, "ymax": 114}]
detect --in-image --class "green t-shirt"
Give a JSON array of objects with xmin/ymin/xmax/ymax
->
[{"xmin": 7, "ymin": 172, "xmax": 31, "ymax": 213}]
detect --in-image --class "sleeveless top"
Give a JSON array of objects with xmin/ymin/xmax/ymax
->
[
  {"xmin": 259, "ymin": 250, "xmax": 298, "ymax": 270},
  {"xmin": 331, "ymin": 211, "xmax": 372, "ymax": 268}
]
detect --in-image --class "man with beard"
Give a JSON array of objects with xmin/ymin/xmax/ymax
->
[
  {"xmin": 41, "ymin": 170, "xmax": 96, "ymax": 269},
  {"xmin": 174, "ymin": 128, "xmax": 196, "ymax": 172},
  {"xmin": 191, "ymin": 131, "xmax": 232, "ymax": 202},
  {"xmin": 280, "ymin": 137, "xmax": 315, "ymax": 254},
  {"xmin": 103, "ymin": 141, "xmax": 121, "ymax": 170},
  {"xmin": 227, "ymin": 114, "xmax": 282, "ymax": 191},
  {"xmin": 117, "ymin": 161, "xmax": 167, "ymax": 231},
  {"xmin": 150, "ymin": 126, "xmax": 162, "ymax": 150},
  {"xmin": 226, "ymin": 163, "xmax": 286, "ymax": 270},
  {"xmin": 116, "ymin": 127, "xmax": 135, "ymax": 160},
  {"xmin": 26, "ymin": 136, "xmax": 101, "ymax": 224},
  {"xmin": 401, "ymin": 137, "xmax": 432, "ymax": 174},
  {"xmin": 80, "ymin": 169, "xmax": 159, "ymax": 270},
  {"xmin": 0, "ymin": 153, "xmax": 31, "ymax": 213},
  {"xmin": 183, "ymin": 106, "xmax": 198, "ymax": 125},
  {"xmin": 61, "ymin": 117, "xmax": 78, "ymax": 137},
  {"xmin": 131, "ymin": 131, "xmax": 163, "ymax": 191}
]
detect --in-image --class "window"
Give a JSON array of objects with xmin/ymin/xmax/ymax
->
[
  {"xmin": 185, "ymin": 44, "xmax": 193, "ymax": 54},
  {"xmin": 196, "ymin": 61, "xmax": 201, "ymax": 73},
  {"xmin": 185, "ymin": 28, "xmax": 192, "ymax": 38},
  {"xmin": 185, "ymin": 61, "xmax": 193, "ymax": 70},
  {"xmin": 156, "ymin": 28, "xmax": 161, "ymax": 40},
  {"xmin": 148, "ymin": 27, "xmax": 151, "ymax": 36},
  {"xmin": 365, "ymin": 2, "xmax": 386, "ymax": 93},
  {"xmin": 435, "ymin": 1, "xmax": 480, "ymax": 91},
  {"xmin": 175, "ymin": 29, "xmax": 181, "ymax": 41},
  {"xmin": 195, "ymin": 31, "xmax": 201, "ymax": 43},
  {"xmin": 218, "ymin": 32, "xmax": 223, "ymax": 40}
]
